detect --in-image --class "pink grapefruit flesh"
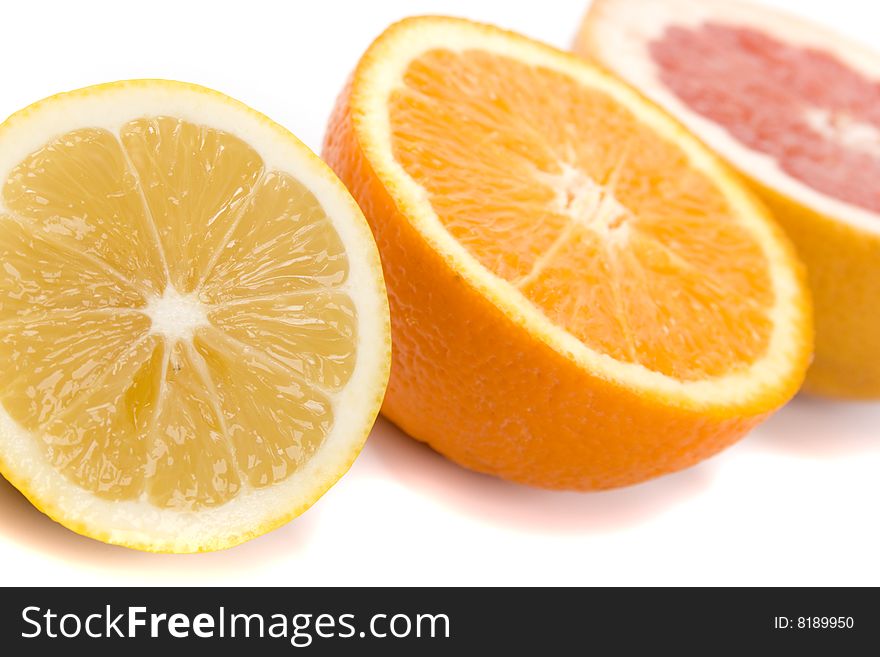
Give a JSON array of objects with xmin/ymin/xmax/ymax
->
[{"xmin": 650, "ymin": 22, "xmax": 880, "ymax": 214}]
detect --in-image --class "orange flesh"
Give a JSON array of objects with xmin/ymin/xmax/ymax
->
[
  {"xmin": 650, "ymin": 23, "xmax": 880, "ymax": 214},
  {"xmin": 0, "ymin": 121, "xmax": 356, "ymax": 510},
  {"xmin": 388, "ymin": 49, "xmax": 773, "ymax": 380}
]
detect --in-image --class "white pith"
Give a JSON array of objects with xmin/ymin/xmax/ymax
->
[
  {"xmin": 582, "ymin": 0, "xmax": 880, "ymax": 236},
  {"xmin": 144, "ymin": 287, "xmax": 209, "ymax": 341},
  {"xmin": 0, "ymin": 81, "xmax": 390, "ymax": 552},
  {"xmin": 354, "ymin": 18, "xmax": 808, "ymax": 412},
  {"xmin": 804, "ymin": 107, "xmax": 880, "ymax": 159},
  {"xmin": 538, "ymin": 162, "xmax": 633, "ymax": 244}
]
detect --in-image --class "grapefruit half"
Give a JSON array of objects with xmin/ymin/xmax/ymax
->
[{"xmin": 577, "ymin": 0, "xmax": 880, "ymax": 397}]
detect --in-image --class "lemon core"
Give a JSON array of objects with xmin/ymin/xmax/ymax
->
[{"xmin": 144, "ymin": 287, "xmax": 208, "ymax": 341}]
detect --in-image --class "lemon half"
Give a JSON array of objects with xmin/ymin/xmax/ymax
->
[{"xmin": 0, "ymin": 80, "xmax": 390, "ymax": 552}]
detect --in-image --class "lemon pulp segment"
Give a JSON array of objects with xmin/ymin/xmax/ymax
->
[{"xmin": 0, "ymin": 120, "xmax": 357, "ymax": 511}]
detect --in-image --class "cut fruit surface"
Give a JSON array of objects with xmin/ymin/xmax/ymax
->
[
  {"xmin": 0, "ymin": 80, "xmax": 390, "ymax": 551},
  {"xmin": 576, "ymin": 0, "xmax": 880, "ymax": 397},
  {"xmin": 323, "ymin": 16, "xmax": 811, "ymax": 489}
]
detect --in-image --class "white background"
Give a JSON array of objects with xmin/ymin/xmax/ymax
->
[{"xmin": 0, "ymin": 0, "xmax": 878, "ymax": 586}]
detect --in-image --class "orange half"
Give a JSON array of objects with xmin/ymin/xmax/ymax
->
[{"xmin": 324, "ymin": 16, "xmax": 812, "ymax": 489}]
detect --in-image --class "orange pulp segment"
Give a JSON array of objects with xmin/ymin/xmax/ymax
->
[{"xmin": 389, "ymin": 49, "xmax": 774, "ymax": 380}]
